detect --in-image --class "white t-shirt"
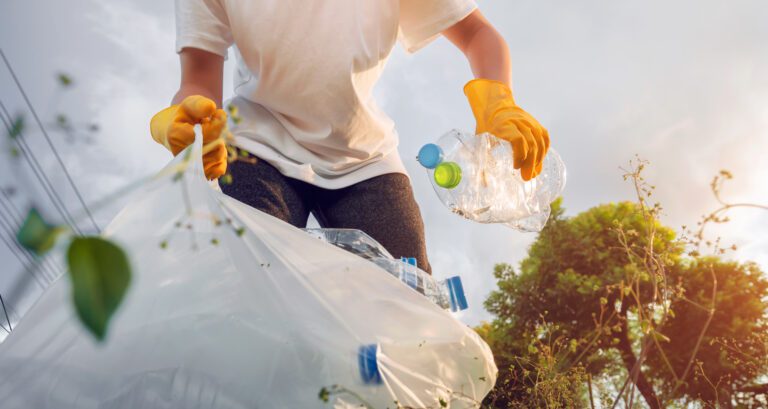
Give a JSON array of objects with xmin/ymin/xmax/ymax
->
[{"xmin": 175, "ymin": 0, "xmax": 477, "ymax": 188}]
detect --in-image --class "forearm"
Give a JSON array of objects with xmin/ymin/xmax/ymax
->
[
  {"xmin": 173, "ymin": 48, "xmax": 225, "ymax": 107},
  {"xmin": 173, "ymin": 83, "xmax": 222, "ymax": 107},
  {"xmin": 463, "ymin": 25, "xmax": 511, "ymax": 87},
  {"xmin": 443, "ymin": 10, "xmax": 512, "ymax": 87}
]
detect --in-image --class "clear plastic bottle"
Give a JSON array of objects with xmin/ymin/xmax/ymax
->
[
  {"xmin": 304, "ymin": 228, "xmax": 467, "ymax": 312},
  {"xmin": 417, "ymin": 130, "xmax": 566, "ymax": 232},
  {"xmin": 370, "ymin": 256, "xmax": 467, "ymax": 312},
  {"xmin": 304, "ymin": 228, "xmax": 474, "ymax": 396}
]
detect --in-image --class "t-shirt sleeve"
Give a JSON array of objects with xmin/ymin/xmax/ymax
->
[
  {"xmin": 398, "ymin": 0, "xmax": 478, "ymax": 53},
  {"xmin": 175, "ymin": 0, "xmax": 234, "ymax": 58}
]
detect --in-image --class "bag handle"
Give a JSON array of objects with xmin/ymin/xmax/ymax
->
[{"xmin": 189, "ymin": 124, "xmax": 207, "ymax": 182}]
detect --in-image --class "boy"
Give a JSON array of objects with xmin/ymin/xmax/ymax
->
[{"xmin": 151, "ymin": 0, "xmax": 549, "ymax": 273}]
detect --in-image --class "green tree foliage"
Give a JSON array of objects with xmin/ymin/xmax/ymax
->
[
  {"xmin": 647, "ymin": 259, "xmax": 768, "ymax": 406},
  {"xmin": 481, "ymin": 200, "xmax": 768, "ymax": 408},
  {"xmin": 477, "ymin": 307, "xmax": 592, "ymax": 408}
]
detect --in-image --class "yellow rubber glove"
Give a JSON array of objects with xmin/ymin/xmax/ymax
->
[
  {"xmin": 464, "ymin": 79, "xmax": 550, "ymax": 181},
  {"xmin": 150, "ymin": 95, "xmax": 228, "ymax": 180}
]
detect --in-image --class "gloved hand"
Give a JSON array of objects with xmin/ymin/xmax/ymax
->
[
  {"xmin": 150, "ymin": 95, "xmax": 228, "ymax": 180},
  {"xmin": 464, "ymin": 79, "xmax": 550, "ymax": 181}
]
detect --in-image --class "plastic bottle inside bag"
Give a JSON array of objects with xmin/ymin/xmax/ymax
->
[
  {"xmin": 418, "ymin": 130, "xmax": 566, "ymax": 232},
  {"xmin": 371, "ymin": 257, "xmax": 467, "ymax": 312},
  {"xmin": 304, "ymin": 228, "xmax": 467, "ymax": 312}
]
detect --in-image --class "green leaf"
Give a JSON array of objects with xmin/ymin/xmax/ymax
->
[
  {"xmin": 55, "ymin": 114, "xmax": 72, "ymax": 131},
  {"xmin": 67, "ymin": 237, "xmax": 131, "ymax": 341},
  {"xmin": 16, "ymin": 208, "xmax": 64, "ymax": 256},
  {"xmin": 57, "ymin": 72, "xmax": 73, "ymax": 87},
  {"xmin": 569, "ymin": 338, "xmax": 579, "ymax": 353},
  {"xmin": 318, "ymin": 387, "xmax": 330, "ymax": 403},
  {"xmin": 8, "ymin": 115, "xmax": 24, "ymax": 139},
  {"xmin": 439, "ymin": 397, "xmax": 448, "ymax": 407}
]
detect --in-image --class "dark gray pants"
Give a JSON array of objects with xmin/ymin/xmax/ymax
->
[{"xmin": 221, "ymin": 158, "xmax": 432, "ymax": 274}]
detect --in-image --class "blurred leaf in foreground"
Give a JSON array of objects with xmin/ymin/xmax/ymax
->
[
  {"xmin": 8, "ymin": 115, "xmax": 24, "ymax": 139},
  {"xmin": 6, "ymin": 114, "xmax": 24, "ymax": 156},
  {"xmin": 55, "ymin": 114, "xmax": 71, "ymax": 130},
  {"xmin": 67, "ymin": 237, "xmax": 131, "ymax": 341},
  {"xmin": 16, "ymin": 208, "xmax": 64, "ymax": 256},
  {"xmin": 57, "ymin": 72, "xmax": 73, "ymax": 87}
]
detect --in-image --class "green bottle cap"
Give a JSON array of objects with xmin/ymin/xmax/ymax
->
[{"xmin": 434, "ymin": 161, "xmax": 462, "ymax": 189}]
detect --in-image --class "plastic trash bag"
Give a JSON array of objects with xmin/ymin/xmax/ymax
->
[{"xmin": 0, "ymin": 128, "xmax": 497, "ymax": 408}]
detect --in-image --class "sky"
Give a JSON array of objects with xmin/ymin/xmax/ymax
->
[{"xmin": 0, "ymin": 0, "xmax": 767, "ymax": 328}]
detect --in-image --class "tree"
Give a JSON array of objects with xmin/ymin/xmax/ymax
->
[
  {"xmin": 647, "ymin": 259, "xmax": 768, "ymax": 407},
  {"xmin": 478, "ymin": 277, "xmax": 594, "ymax": 409},
  {"xmin": 481, "ymin": 199, "xmax": 768, "ymax": 408}
]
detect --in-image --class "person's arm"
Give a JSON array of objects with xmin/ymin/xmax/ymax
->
[
  {"xmin": 442, "ymin": 10, "xmax": 511, "ymax": 87},
  {"xmin": 173, "ymin": 47, "xmax": 225, "ymax": 107},
  {"xmin": 150, "ymin": 47, "xmax": 228, "ymax": 179},
  {"xmin": 441, "ymin": 9, "xmax": 549, "ymax": 181}
]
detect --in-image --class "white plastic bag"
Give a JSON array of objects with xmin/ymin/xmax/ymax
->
[{"xmin": 0, "ymin": 128, "xmax": 497, "ymax": 408}]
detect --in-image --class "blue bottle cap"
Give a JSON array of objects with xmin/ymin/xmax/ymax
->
[
  {"xmin": 417, "ymin": 143, "xmax": 444, "ymax": 169},
  {"xmin": 446, "ymin": 276, "xmax": 468, "ymax": 312},
  {"xmin": 358, "ymin": 344, "xmax": 382, "ymax": 385}
]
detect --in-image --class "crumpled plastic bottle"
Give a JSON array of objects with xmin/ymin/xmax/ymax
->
[{"xmin": 418, "ymin": 130, "xmax": 566, "ymax": 232}]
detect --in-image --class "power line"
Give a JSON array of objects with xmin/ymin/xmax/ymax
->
[
  {"xmin": 0, "ymin": 48, "xmax": 100, "ymax": 233},
  {"xmin": 0, "ymin": 190, "xmax": 63, "ymax": 281},
  {"xmin": 0, "ymin": 108, "xmax": 63, "ymax": 283},
  {"xmin": 0, "ymin": 191, "xmax": 21, "ymax": 226},
  {"xmin": 0, "ymin": 100, "xmax": 82, "ymax": 235},
  {"xmin": 0, "ymin": 194, "xmax": 63, "ymax": 281},
  {"xmin": 0, "ymin": 292, "xmax": 11, "ymax": 333},
  {"xmin": 0, "ymin": 232, "xmax": 46, "ymax": 290},
  {"xmin": 0, "ymin": 205, "xmax": 50, "ymax": 286}
]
